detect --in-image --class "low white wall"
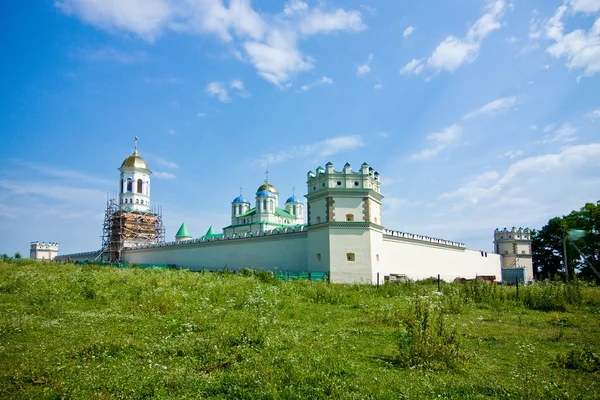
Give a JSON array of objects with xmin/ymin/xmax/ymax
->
[
  {"xmin": 378, "ymin": 236, "xmax": 501, "ymax": 282},
  {"xmin": 123, "ymin": 231, "xmax": 308, "ymax": 272},
  {"xmin": 55, "ymin": 251, "xmax": 102, "ymax": 263}
]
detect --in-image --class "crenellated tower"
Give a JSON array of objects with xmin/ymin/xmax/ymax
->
[
  {"xmin": 30, "ymin": 241, "xmax": 59, "ymax": 260},
  {"xmin": 494, "ymin": 227, "xmax": 533, "ymax": 282},
  {"xmin": 306, "ymin": 162, "xmax": 383, "ymax": 283}
]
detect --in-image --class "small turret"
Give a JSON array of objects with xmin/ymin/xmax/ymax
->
[{"xmin": 175, "ymin": 223, "xmax": 192, "ymax": 242}]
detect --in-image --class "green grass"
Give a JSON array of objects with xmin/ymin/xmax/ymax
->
[{"xmin": 1, "ymin": 260, "xmax": 600, "ymax": 399}]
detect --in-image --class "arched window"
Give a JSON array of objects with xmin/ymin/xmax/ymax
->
[
  {"xmin": 316, "ymin": 216, "xmax": 321, "ymax": 224},
  {"xmin": 316, "ymin": 253, "xmax": 321, "ymax": 262},
  {"xmin": 136, "ymin": 199, "xmax": 139, "ymax": 204},
  {"xmin": 263, "ymin": 200, "xmax": 267, "ymax": 210},
  {"xmin": 376, "ymin": 254, "xmax": 380, "ymax": 262},
  {"xmin": 137, "ymin": 179, "xmax": 143, "ymax": 193},
  {"xmin": 120, "ymin": 179, "xmax": 124, "ymax": 194},
  {"xmin": 145, "ymin": 181, "xmax": 149, "ymax": 195},
  {"xmin": 127, "ymin": 178, "xmax": 133, "ymax": 192},
  {"xmin": 346, "ymin": 214, "xmax": 354, "ymax": 222}
]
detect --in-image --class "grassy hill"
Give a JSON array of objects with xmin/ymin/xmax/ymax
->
[{"xmin": 1, "ymin": 260, "xmax": 599, "ymax": 399}]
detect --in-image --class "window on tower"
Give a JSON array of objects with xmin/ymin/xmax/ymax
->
[
  {"xmin": 127, "ymin": 178, "xmax": 133, "ymax": 192},
  {"xmin": 120, "ymin": 179, "xmax": 124, "ymax": 194},
  {"xmin": 137, "ymin": 179, "xmax": 143, "ymax": 193}
]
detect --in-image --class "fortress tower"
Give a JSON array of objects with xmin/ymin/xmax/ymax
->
[
  {"xmin": 101, "ymin": 138, "xmax": 165, "ymax": 262},
  {"xmin": 30, "ymin": 241, "xmax": 58, "ymax": 260},
  {"xmin": 306, "ymin": 162, "xmax": 383, "ymax": 283},
  {"xmin": 494, "ymin": 227, "xmax": 533, "ymax": 282}
]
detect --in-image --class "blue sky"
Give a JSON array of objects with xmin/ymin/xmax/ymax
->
[{"xmin": 1, "ymin": 0, "xmax": 599, "ymax": 257}]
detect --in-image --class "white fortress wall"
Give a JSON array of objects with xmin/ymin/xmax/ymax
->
[
  {"xmin": 378, "ymin": 232, "xmax": 501, "ymax": 282},
  {"xmin": 123, "ymin": 230, "xmax": 308, "ymax": 272},
  {"xmin": 55, "ymin": 250, "xmax": 102, "ymax": 263}
]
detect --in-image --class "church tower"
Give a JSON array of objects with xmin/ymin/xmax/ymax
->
[
  {"xmin": 306, "ymin": 162, "xmax": 383, "ymax": 283},
  {"xmin": 101, "ymin": 137, "xmax": 165, "ymax": 262},
  {"xmin": 118, "ymin": 137, "xmax": 151, "ymax": 212}
]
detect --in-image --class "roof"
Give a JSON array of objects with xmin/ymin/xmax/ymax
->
[
  {"xmin": 201, "ymin": 226, "xmax": 223, "ymax": 239},
  {"xmin": 256, "ymin": 189, "xmax": 275, "ymax": 198},
  {"xmin": 275, "ymin": 207, "xmax": 295, "ymax": 219},
  {"xmin": 239, "ymin": 207, "xmax": 257, "ymax": 217},
  {"xmin": 120, "ymin": 150, "xmax": 149, "ymax": 170},
  {"xmin": 232, "ymin": 195, "xmax": 250, "ymax": 204},
  {"xmin": 175, "ymin": 223, "xmax": 192, "ymax": 238},
  {"xmin": 285, "ymin": 195, "xmax": 302, "ymax": 204},
  {"xmin": 256, "ymin": 182, "xmax": 278, "ymax": 195}
]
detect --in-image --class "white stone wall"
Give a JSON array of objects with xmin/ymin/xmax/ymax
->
[
  {"xmin": 378, "ymin": 236, "xmax": 502, "ymax": 282},
  {"xmin": 309, "ymin": 198, "xmax": 327, "ymax": 224},
  {"xmin": 328, "ymin": 227, "xmax": 375, "ymax": 284},
  {"xmin": 123, "ymin": 232, "xmax": 308, "ymax": 272},
  {"xmin": 332, "ymin": 197, "xmax": 363, "ymax": 222}
]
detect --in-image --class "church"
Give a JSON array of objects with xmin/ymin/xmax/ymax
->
[{"xmin": 56, "ymin": 142, "xmax": 534, "ymax": 284}]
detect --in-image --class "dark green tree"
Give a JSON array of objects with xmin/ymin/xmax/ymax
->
[
  {"xmin": 564, "ymin": 201, "xmax": 600, "ymax": 282},
  {"xmin": 13, "ymin": 252, "xmax": 21, "ymax": 260}
]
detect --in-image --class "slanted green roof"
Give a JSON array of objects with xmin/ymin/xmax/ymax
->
[
  {"xmin": 239, "ymin": 207, "xmax": 257, "ymax": 217},
  {"xmin": 275, "ymin": 207, "xmax": 295, "ymax": 219},
  {"xmin": 201, "ymin": 226, "xmax": 223, "ymax": 239},
  {"xmin": 175, "ymin": 223, "xmax": 192, "ymax": 238}
]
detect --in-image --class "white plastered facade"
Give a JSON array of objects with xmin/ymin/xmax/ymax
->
[{"xmin": 57, "ymin": 157, "xmax": 532, "ymax": 284}]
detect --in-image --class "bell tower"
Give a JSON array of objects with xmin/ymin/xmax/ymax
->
[
  {"xmin": 306, "ymin": 162, "xmax": 383, "ymax": 283},
  {"xmin": 118, "ymin": 136, "xmax": 151, "ymax": 212}
]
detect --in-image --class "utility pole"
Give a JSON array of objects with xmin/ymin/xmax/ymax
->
[{"xmin": 563, "ymin": 237, "xmax": 569, "ymax": 282}]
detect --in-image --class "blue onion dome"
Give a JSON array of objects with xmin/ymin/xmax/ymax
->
[
  {"xmin": 285, "ymin": 195, "xmax": 302, "ymax": 204},
  {"xmin": 232, "ymin": 195, "xmax": 250, "ymax": 204},
  {"xmin": 256, "ymin": 189, "xmax": 275, "ymax": 198}
]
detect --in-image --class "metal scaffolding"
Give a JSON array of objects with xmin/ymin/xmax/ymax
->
[{"xmin": 100, "ymin": 194, "xmax": 165, "ymax": 263}]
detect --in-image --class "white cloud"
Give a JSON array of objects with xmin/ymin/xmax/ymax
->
[
  {"xmin": 570, "ymin": 0, "xmax": 600, "ymax": 13},
  {"xmin": 378, "ymin": 131, "xmax": 389, "ymax": 138},
  {"xmin": 300, "ymin": 9, "xmax": 366, "ymax": 35},
  {"xmin": 301, "ymin": 76, "xmax": 333, "ymax": 91},
  {"xmin": 463, "ymin": 96, "xmax": 521, "ymax": 119},
  {"xmin": 197, "ymin": 112, "xmax": 207, "ymax": 117},
  {"xmin": 400, "ymin": 58, "xmax": 424, "ymax": 75},
  {"xmin": 55, "ymin": 0, "xmax": 171, "ymax": 41},
  {"xmin": 57, "ymin": 0, "xmax": 365, "ymax": 87},
  {"xmin": 152, "ymin": 171, "xmax": 177, "ymax": 179},
  {"xmin": 588, "ymin": 108, "xmax": 600, "ymax": 119},
  {"xmin": 403, "ymin": 0, "xmax": 506, "ymax": 75},
  {"xmin": 537, "ymin": 122, "xmax": 577, "ymax": 144},
  {"xmin": 530, "ymin": 124, "xmax": 539, "ymax": 130},
  {"xmin": 403, "ymin": 26, "xmax": 415, "ymax": 38},
  {"xmin": 283, "ymin": 0, "xmax": 308, "ymax": 15},
  {"xmin": 167, "ymin": 128, "xmax": 176, "ymax": 135},
  {"xmin": 206, "ymin": 79, "xmax": 249, "ymax": 101},
  {"xmin": 243, "ymin": 29, "xmax": 313, "ymax": 86},
  {"xmin": 15, "ymin": 162, "xmax": 112, "ymax": 186},
  {"xmin": 154, "ymin": 158, "xmax": 179, "ymax": 169},
  {"xmin": 440, "ymin": 143, "xmax": 600, "ymax": 214},
  {"xmin": 499, "ymin": 150, "xmax": 524, "ymax": 159},
  {"xmin": 257, "ymin": 135, "xmax": 364, "ymax": 166},
  {"xmin": 374, "ymin": 84, "xmax": 383, "ymax": 90},
  {"xmin": 545, "ymin": 3, "xmax": 600, "ymax": 77},
  {"xmin": 411, "ymin": 124, "xmax": 462, "ymax": 160},
  {"xmin": 357, "ymin": 53, "xmax": 373, "ymax": 75}
]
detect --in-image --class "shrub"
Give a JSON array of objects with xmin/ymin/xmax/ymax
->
[
  {"xmin": 397, "ymin": 295, "xmax": 462, "ymax": 369},
  {"xmin": 554, "ymin": 347, "xmax": 600, "ymax": 372}
]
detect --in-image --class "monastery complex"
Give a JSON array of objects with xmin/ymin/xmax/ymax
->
[{"xmin": 49, "ymin": 141, "xmax": 534, "ymax": 284}]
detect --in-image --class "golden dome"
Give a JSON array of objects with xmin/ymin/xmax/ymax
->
[
  {"xmin": 257, "ymin": 182, "xmax": 278, "ymax": 195},
  {"xmin": 120, "ymin": 151, "xmax": 149, "ymax": 170}
]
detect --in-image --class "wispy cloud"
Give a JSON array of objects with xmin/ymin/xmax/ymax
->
[
  {"xmin": 257, "ymin": 135, "xmax": 364, "ymax": 167},
  {"xmin": 463, "ymin": 96, "xmax": 521, "ymax": 119},
  {"xmin": 57, "ymin": 0, "xmax": 366, "ymax": 86},
  {"xmin": 401, "ymin": 0, "xmax": 507, "ymax": 76},
  {"xmin": 587, "ymin": 108, "xmax": 600, "ymax": 119},
  {"xmin": 498, "ymin": 150, "xmax": 524, "ymax": 159},
  {"xmin": 545, "ymin": 3, "xmax": 600, "ymax": 77},
  {"xmin": 197, "ymin": 112, "xmax": 207, "ymax": 117},
  {"xmin": 15, "ymin": 162, "xmax": 112, "ymax": 186},
  {"xmin": 537, "ymin": 122, "xmax": 577, "ymax": 144},
  {"xmin": 403, "ymin": 26, "xmax": 415, "ymax": 38},
  {"xmin": 411, "ymin": 125, "xmax": 462, "ymax": 160},
  {"xmin": 357, "ymin": 53, "xmax": 374, "ymax": 75},
  {"xmin": 374, "ymin": 83, "xmax": 383, "ymax": 90},
  {"xmin": 154, "ymin": 158, "xmax": 179, "ymax": 169},
  {"xmin": 152, "ymin": 171, "xmax": 177, "ymax": 180},
  {"xmin": 72, "ymin": 47, "xmax": 147, "ymax": 64},
  {"xmin": 301, "ymin": 76, "xmax": 333, "ymax": 91},
  {"xmin": 207, "ymin": 82, "xmax": 230, "ymax": 102}
]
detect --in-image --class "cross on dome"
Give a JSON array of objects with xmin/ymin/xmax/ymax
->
[{"xmin": 134, "ymin": 136, "xmax": 139, "ymax": 154}]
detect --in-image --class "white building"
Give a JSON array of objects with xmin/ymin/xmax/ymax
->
[
  {"xmin": 30, "ymin": 242, "xmax": 59, "ymax": 261},
  {"xmin": 56, "ymin": 147, "xmax": 533, "ymax": 284}
]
